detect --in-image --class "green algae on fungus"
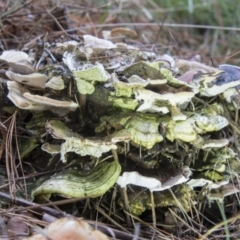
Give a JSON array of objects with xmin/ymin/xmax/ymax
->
[
  {"xmin": 121, "ymin": 61, "xmax": 164, "ymax": 79},
  {"xmin": 96, "ymin": 112, "xmax": 163, "ymax": 149},
  {"xmin": 193, "ymin": 148, "xmax": 240, "ymax": 181},
  {"xmin": 108, "ymin": 96, "xmax": 138, "ymax": 110},
  {"xmin": 32, "ymin": 161, "xmax": 121, "ymax": 201},
  {"xmin": 160, "ymin": 67, "xmax": 197, "ymax": 89},
  {"xmin": 45, "ymin": 120, "xmax": 117, "ymax": 162},
  {"xmin": 134, "ymin": 88, "xmax": 195, "ymax": 120},
  {"xmin": 166, "ymin": 114, "xmax": 228, "ymax": 144},
  {"xmin": 119, "ymin": 185, "xmax": 195, "ymax": 215},
  {"xmin": 124, "ymin": 113, "xmax": 163, "ymax": 149},
  {"xmin": 73, "ymin": 63, "xmax": 110, "ymax": 94},
  {"xmin": 60, "ymin": 137, "xmax": 117, "ymax": 162}
]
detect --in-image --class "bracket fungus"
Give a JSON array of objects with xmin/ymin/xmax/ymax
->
[
  {"xmin": 73, "ymin": 63, "xmax": 111, "ymax": 94},
  {"xmin": 166, "ymin": 113, "xmax": 229, "ymax": 146},
  {"xmin": 5, "ymin": 29, "xmax": 240, "ymax": 232},
  {"xmin": 23, "ymin": 93, "xmax": 78, "ymax": 111},
  {"xmin": 193, "ymin": 69, "xmax": 240, "ymax": 97},
  {"xmin": 7, "ymin": 80, "xmax": 78, "ymax": 115},
  {"xmin": 117, "ymin": 167, "xmax": 191, "ymax": 225},
  {"xmin": 207, "ymin": 183, "xmax": 240, "ymax": 202},
  {"xmin": 45, "ymin": 120, "xmax": 117, "ymax": 162},
  {"xmin": 134, "ymin": 88, "xmax": 195, "ymax": 120},
  {"xmin": 7, "ymin": 81, "xmax": 48, "ymax": 111},
  {"xmin": 110, "ymin": 27, "xmax": 137, "ymax": 39},
  {"xmin": 32, "ymin": 161, "xmax": 121, "ymax": 201},
  {"xmin": 83, "ymin": 34, "xmax": 117, "ymax": 49},
  {"xmin": 6, "ymin": 71, "xmax": 48, "ymax": 89},
  {"xmin": 96, "ymin": 113, "xmax": 163, "ymax": 149},
  {"xmin": 176, "ymin": 59, "xmax": 218, "ymax": 74},
  {"xmin": 187, "ymin": 178, "xmax": 231, "ymax": 202},
  {"xmin": 117, "ymin": 166, "xmax": 191, "ymax": 192},
  {"xmin": 201, "ymin": 139, "xmax": 229, "ymax": 149},
  {"xmin": 0, "ymin": 50, "xmax": 34, "ymax": 74},
  {"xmin": 83, "ymin": 35, "xmax": 117, "ymax": 58},
  {"xmin": 45, "ymin": 76, "xmax": 65, "ymax": 90},
  {"xmin": 41, "ymin": 143, "xmax": 61, "ymax": 155},
  {"xmin": 120, "ymin": 185, "xmax": 195, "ymax": 216}
]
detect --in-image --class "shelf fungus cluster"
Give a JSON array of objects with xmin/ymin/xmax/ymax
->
[
  {"xmin": 1, "ymin": 50, "xmax": 79, "ymax": 115},
  {"xmin": 2, "ymin": 31, "xmax": 240, "ymax": 219}
]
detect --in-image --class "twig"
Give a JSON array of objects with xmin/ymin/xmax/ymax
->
[
  {"xmin": 63, "ymin": 22, "xmax": 240, "ymax": 32},
  {"xmin": 0, "ymin": 191, "xmax": 64, "ymax": 218},
  {"xmin": 200, "ymin": 212, "xmax": 240, "ymax": 240},
  {"xmin": 45, "ymin": 7, "xmax": 69, "ymax": 38},
  {"xmin": 0, "ymin": 0, "xmax": 34, "ymax": 19},
  {"xmin": 17, "ymin": 4, "xmax": 58, "ymax": 50},
  {"xmin": 96, "ymin": 206, "xmax": 131, "ymax": 233}
]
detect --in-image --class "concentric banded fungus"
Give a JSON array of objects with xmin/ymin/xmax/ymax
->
[
  {"xmin": 7, "ymin": 81, "xmax": 48, "ymax": 111},
  {"xmin": 117, "ymin": 171, "xmax": 162, "ymax": 189},
  {"xmin": 117, "ymin": 167, "xmax": 191, "ymax": 225},
  {"xmin": 207, "ymin": 183, "xmax": 240, "ymax": 201},
  {"xmin": 193, "ymin": 68, "xmax": 240, "ymax": 96},
  {"xmin": 112, "ymin": 73, "xmax": 148, "ymax": 98},
  {"xmin": 6, "ymin": 71, "xmax": 48, "ymax": 89},
  {"xmin": 62, "ymin": 51, "xmax": 87, "ymax": 71},
  {"xmin": 154, "ymin": 54, "xmax": 178, "ymax": 72},
  {"xmin": 117, "ymin": 167, "xmax": 191, "ymax": 192},
  {"xmin": 187, "ymin": 178, "xmax": 230, "ymax": 202},
  {"xmin": 187, "ymin": 178, "xmax": 229, "ymax": 190},
  {"xmin": 176, "ymin": 59, "xmax": 218, "ymax": 74},
  {"xmin": 193, "ymin": 114, "xmax": 229, "ymax": 132},
  {"xmin": 45, "ymin": 120, "xmax": 117, "ymax": 162},
  {"xmin": 45, "ymin": 76, "xmax": 65, "ymax": 90},
  {"xmin": 166, "ymin": 114, "xmax": 228, "ymax": 145},
  {"xmin": 201, "ymin": 78, "xmax": 240, "ymax": 96},
  {"xmin": 96, "ymin": 113, "xmax": 163, "ymax": 149},
  {"xmin": 191, "ymin": 147, "xmax": 240, "ymax": 185},
  {"xmin": 41, "ymin": 143, "xmax": 61, "ymax": 155},
  {"xmin": 108, "ymin": 96, "xmax": 138, "ymax": 110},
  {"xmin": 32, "ymin": 161, "xmax": 121, "ymax": 200},
  {"xmin": 7, "ymin": 81, "xmax": 78, "ymax": 114},
  {"xmin": 73, "ymin": 63, "xmax": 111, "ymax": 94},
  {"xmin": 124, "ymin": 113, "xmax": 163, "ymax": 149},
  {"xmin": 5, "ymin": 28, "xmax": 240, "ymax": 231},
  {"xmin": 0, "ymin": 50, "xmax": 34, "ymax": 74},
  {"xmin": 134, "ymin": 88, "xmax": 195, "ymax": 120},
  {"xmin": 201, "ymin": 139, "xmax": 229, "ymax": 149},
  {"xmin": 110, "ymin": 73, "xmax": 167, "ymax": 111},
  {"xmin": 217, "ymin": 64, "xmax": 240, "ymax": 85},
  {"xmin": 60, "ymin": 138, "xmax": 117, "ymax": 162},
  {"xmin": 23, "ymin": 93, "xmax": 78, "ymax": 111},
  {"xmin": 83, "ymin": 35, "xmax": 117, "ymax": 58},
  {"xmin": 160, "ymin": 68, "xmax": 197, "ymax": 88}
]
